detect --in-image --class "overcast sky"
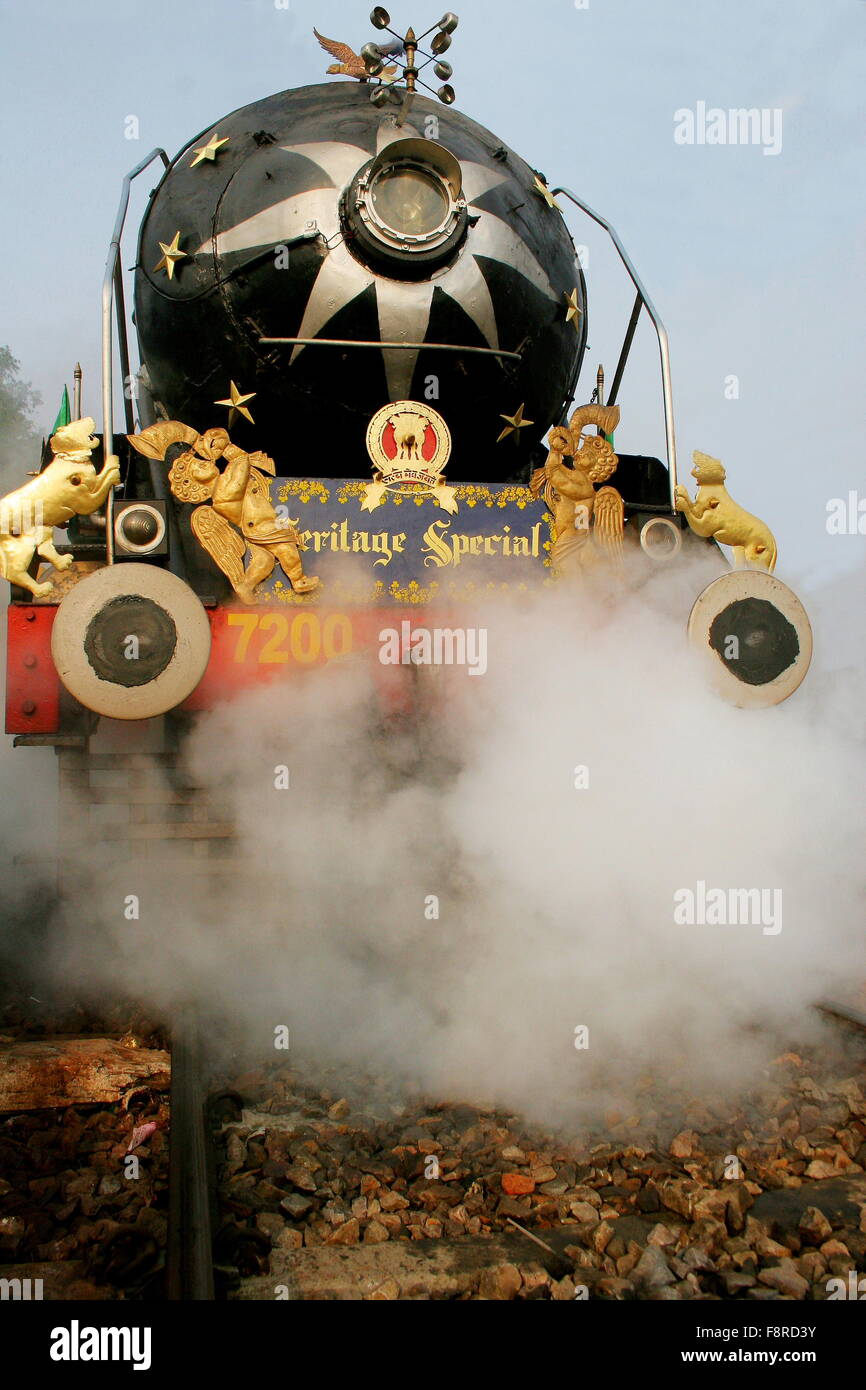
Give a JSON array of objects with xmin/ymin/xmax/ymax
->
[{"xmin": 0, "ymin": 0, "xmax": 863, "ymax": 585}]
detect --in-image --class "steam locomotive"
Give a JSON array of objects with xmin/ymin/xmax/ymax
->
[{"xmin": 4, "ymin": 11, "xmax": 813, "ymax": 744}]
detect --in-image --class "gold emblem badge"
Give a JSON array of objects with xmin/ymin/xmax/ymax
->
[{"xmin": 362, "ymin": 401, "xmax": 456, "ymax": 514}]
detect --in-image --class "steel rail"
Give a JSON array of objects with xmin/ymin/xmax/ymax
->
[
  {"xmin": 815, "ymin": 1000, "xmax": 866, "ymax": 1035},
  {"xmin": 166, "ymin": 1005, "xmax": 215, "ymax": 1300}
]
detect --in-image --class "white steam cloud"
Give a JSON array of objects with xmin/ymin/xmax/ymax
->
[{"xmin": 37, "ymin": 550, "xmax": 866, "ymax": 1126}]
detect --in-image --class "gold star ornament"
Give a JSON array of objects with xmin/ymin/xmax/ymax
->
[
  {"xmin": 497, "ymin": 404, "xmax": 535, "ymax": 443},
  {"xmin": 190, "ymin": 133, "xmax": 230, "ymax": 167},
  {"xmin": 215, "ymin": 381, "xmax": 256, "ymax": 424},
  {"xmin": 564, "ymin": 288, "xmax": 583, "ymax": 325},
  {"xmin": 533, "ymin": 175, "xmax": 561, "ymax": 210},
  {"xmin": 153, "ymin": 231, "xmax": 187, "ymax": 281}
]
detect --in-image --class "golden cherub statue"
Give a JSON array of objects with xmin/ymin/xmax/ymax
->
[
  {"xmin": 675, "ymin": 452, "xmax": 777, "ymax": 571},
  {"xmin": 0, "ymin": 418, "xmax": 120, "ymax": 598},
  {"xmin": 531, "ymin": 403, "xmax": 624, "ymax": 574},
  {"xmin": 128, "ymin": 423, "xmax": 320, "ymax": 603}
]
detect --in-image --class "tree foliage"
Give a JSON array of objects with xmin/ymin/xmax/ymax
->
[{"xmin": 0, "ymin": 347, "xmax": 43, "ymax": 482}]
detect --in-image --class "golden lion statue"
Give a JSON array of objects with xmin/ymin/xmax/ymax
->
[
  {"xmin": 675, "ymin": 452, "xmax": 777, "ymax": 571},
  {"xmin": 0, "ymin": 418, "xmax": 120, "ymax": 598}
]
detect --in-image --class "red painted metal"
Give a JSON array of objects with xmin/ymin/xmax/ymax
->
[
  {"xmin": 182, "ymin": 605, "xmax": 425, "ymax": 716},
  {"xmin": 5, "ymin": 605, "xmax": 61, "ymax": 734},
  {"xmin": 6, "ymin": 601, "xmax": 460, "ymax": 731}
]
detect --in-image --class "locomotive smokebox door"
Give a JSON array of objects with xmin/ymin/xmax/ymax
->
[
  {"xmin": 50, "ymin": 564, "xmax": 212, "ymax": 719},
  {"xmin": 132, "ymin": 83, "xmax": 585, "ymax": 479},
  {"xmin": 687, "ymin": 570, "xmax": 813, "ymax": 708}
]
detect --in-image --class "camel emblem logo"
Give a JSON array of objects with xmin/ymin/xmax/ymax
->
[{"xmin": 363, "ymin": 401, "xmax": 456, "ymax": 514}]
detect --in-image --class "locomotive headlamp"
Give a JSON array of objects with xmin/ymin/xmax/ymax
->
[
  {"xmin": 373, "ymin": 164, "xmax": 449, "ymax": 235},
  {"xmin": 113, "ymin": 500, "xmax": 168, "ymax": 558},
  {"xmin": 344, "ymin": 138, "xmax": 467, "ymax": 278}
]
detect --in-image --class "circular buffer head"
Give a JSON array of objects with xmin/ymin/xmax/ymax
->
[
  {"xmin": 51, "ymin": 565, "xmax": 212, "ymax": 719},
  {"xmin": 688, "ymin": 569, "xmax": 813, "ymax": 708}
]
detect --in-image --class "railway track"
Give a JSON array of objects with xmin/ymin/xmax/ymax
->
[
  {"xmin": 189, "ymin": 1016, "xmax": 866, "ymax": 1302},
  {"xmin": 6, "ymin": 732, "xmax": 861, "ymax": 1303},
  {"xmin": 1, "ymin": 1002, "xmax": 865, "ymax": 1302},
  {"xmin": 166, "ymin": 1008, "xmax": 214, "ymax": 1301}
]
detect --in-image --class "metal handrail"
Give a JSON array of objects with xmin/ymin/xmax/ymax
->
[
  {"xmin": 259, "ymin": 336, "xmax": 521, "ymax": 361},
  {"xmin": 553, "ymin": 186, "xmax": 678, "ymax": 509},
  {"xmin": 102, "ymin": 148, "xmax": 170, "ymax": 561}
]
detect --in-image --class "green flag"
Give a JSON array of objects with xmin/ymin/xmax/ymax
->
[{"xmin": 52, "ymin": 385, "xmax": 71, "ymax": 434}]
